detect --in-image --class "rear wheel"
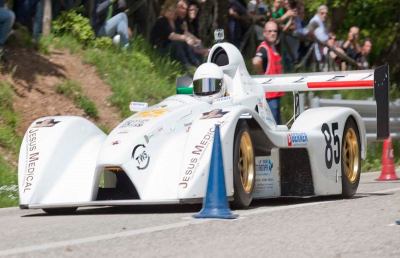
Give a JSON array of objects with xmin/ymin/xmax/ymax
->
[
  {"xmin": 232, "ymin": 121, "xmax": 255, "ymax": 208},
  {"xmin": 43, "ymin": 207, "xmax": 77, "ymax": 215},
  {"xmin": 341, "ymin": 117, "xmax": 361, "ymax": 197}
]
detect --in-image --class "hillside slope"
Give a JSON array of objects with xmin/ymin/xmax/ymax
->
[{"xmin": 2, "ymin": 47, "xmax": 121, "ymax": 135}]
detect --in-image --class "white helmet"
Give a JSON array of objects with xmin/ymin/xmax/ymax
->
[{"xmin": 192, "ymin": 63, "xmax": 225, "ymax": 102}]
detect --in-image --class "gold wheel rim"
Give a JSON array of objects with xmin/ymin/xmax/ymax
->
[
  {"xmin": 238, "ymin": 131, "xmax": 255, "ymax": 193},
  {"xmin": 343, "ymin": 128, "xmax": 359, "ymax": 183}
]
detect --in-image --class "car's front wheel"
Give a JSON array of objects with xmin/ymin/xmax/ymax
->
[
  {"xmin": 232, "ymin": 121, "xmax": 255, "ymax": 208},
  {"xmin": 341, "ymin": 117, "xmax": 361, "ymax": 198}
]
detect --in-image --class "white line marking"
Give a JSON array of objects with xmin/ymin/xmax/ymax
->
[
  {"xmin": 1, "ymin": 186, "xmax": 400, "ymax": 256},
  {"xmin": 0, "ymin": 220, "xmax": 206, "ymax": 256}
]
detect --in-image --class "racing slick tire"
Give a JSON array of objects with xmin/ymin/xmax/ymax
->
[
  {"xmin": 43, "ymin": 207, "xmax": 78, "ymax": 215},
  {"xmin": 341, "ymin": 117, "xmax": 361, "ymax": 198},
  {"xmin": 232, "ymin": 120, "xmax": 255, "ymax": 209}
]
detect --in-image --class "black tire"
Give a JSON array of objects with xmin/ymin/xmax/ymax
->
[
  {"xmin": 341, "ymin": 117, "xmax": 361, "ymax": 198},
  {"xmin": 43, "ymin": 207, "xmax": 78, "ymax": 215},
  {"xmin": 232, "ymin": 121, "xmax": 256, "ymax": 209}
]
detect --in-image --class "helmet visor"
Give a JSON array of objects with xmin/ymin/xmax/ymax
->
[{"xmin": 193, "ymin": 78, "xmax": 223, "ymax": 96}]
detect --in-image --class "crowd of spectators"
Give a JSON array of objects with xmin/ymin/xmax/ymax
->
[
  {"xmin": 234, "ymin": 1, "xmax": 372, "ymax": 72},
  {"xmin": 0, "ymin": 0, "xmax": 373, "ymax": 73}
]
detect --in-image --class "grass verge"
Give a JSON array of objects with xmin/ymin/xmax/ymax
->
[
  {"xmin": 44, "ymin": 34, "xmax": 184, "ymax": 118},
  {"xmin": 56, "ymin": 79, "xmax": 99, "ymax": 119},
  {"xmin": 83, "ymin": 36, "xmax": 183, "ymax": 117},
  {"xmin": 0, "ymin": 81, "xmax": 20, "ymax": 207},
  {"xmin": 0, "ymin": 156, "xmax": 18, "ymax": 207}
]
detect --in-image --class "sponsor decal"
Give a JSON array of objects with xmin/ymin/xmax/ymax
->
[
  {"xmin": 24, "ymin": 129, "xmax": 40, "ymax": 192},
  {"xmin": 129, "ymin": 101, "xmax": 148, "ymax": 112},
  {"xmin": 179, "ymin": 121, "xmax": 225, "ymax": 188},
  {"xmin": 136, "ymin": 108, "xmax": 168, "ymax": 118},
  {"xmin": 254, "ymin": 156, "xmax": 276, "ymax": 196},
  {"xmin": 200, "ymin": 109, "xmax": 229, "ymax": 119},
  {"xmin": 213, "ymin": 96, "xmax": 232, "ymax": 103},
  {"xmin": 255, "ymin": 159, "xmax": 273, "ymax": 175},
  {"xmin": 33, "ymin": 118, "xmax": 60, "ymax": 128},
  {"xmin": 287, "ymin": 133, "xmax": 308, "ymax": 147},
  {"xmin": 119, "ymin": 119, "xmax": 148, "ymax": 128},
  {"xmin": 184, "ymin": 122, "xmax": 192, "ymax": 133},
  {"xmin": 132, "ymin": 144, "xmax": 150, "ymax": 170}
]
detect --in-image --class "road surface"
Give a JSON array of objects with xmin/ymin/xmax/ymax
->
[{"xmin": 0, "ymin": 171, "xmax": 399, "ymax": 257}]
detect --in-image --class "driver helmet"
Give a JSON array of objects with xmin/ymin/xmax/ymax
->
[{"xmin": 192, "ymin": 63, "xmax": 225, "ymax": 102}]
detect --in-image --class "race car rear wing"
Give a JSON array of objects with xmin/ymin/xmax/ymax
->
[{"xmin": 252, "ymin": 65, "xmax": 389, "ymax": 140}]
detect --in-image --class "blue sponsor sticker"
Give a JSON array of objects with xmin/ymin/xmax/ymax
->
[
  {"xmin": 287, "ymin": 133, "xmax": 308, "ymax": 146},
  {"xmin": 256, "ymin": 159, "xmax": 273, "ymax": 175}
]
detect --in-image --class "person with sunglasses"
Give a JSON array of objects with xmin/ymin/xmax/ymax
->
[{"xmin": 252, "ymin": 20, "xmax": 284, "ymax": 124}]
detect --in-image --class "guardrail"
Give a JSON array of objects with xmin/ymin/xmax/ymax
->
[{"xmin": 309, "ymin": 94, "xmax": 400, "ymax": 142}]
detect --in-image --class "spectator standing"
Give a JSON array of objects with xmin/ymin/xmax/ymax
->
[
  {"xmin": 32, "ymin": 0, "xmax": 43, "ymax": 41},
  {"xmin": 292, "ymin": 1, "xmax": 309, "ymax": 63},
  {"xmin": 341, "ymin": 26, "xmax": 361, "ymax": 69},
  {"xmin": 187, "ymin": 0, "xmax": 200, "ymax": 38},
  {"xmin": 357, "ymin": 38, "xmax": 372, "ymax": 69},
  {"xmin": 323, "ymin": 32, "xmax": 345, "ymax": 71},
  {"xmin": 306, "ymin": 5, "xmax": 329, "ymax": 70},
  {"xmin": 252, "ymin": 21, "xmax": 284, "ymax": 124},
  {"xmin": 271, "ymin": 0, "xmax": 284, "ymax": 19},
  {"xmin": 0, "ymin": 0, "xmax": 14, "ymax": 58},
  {"xmin": 228, "ymin": 0, "xmax": 249, "ymax": 48},
  {"xmin": 279, "ymin": 0, "xmax": 299, "ymax": 72},
  {"xmin": 92, "ymin": 0, "xmax": 130, "ymax": 48},
  {"xmin": 247, "ymin": 0, "xmax": 269, "ymax": 42}
]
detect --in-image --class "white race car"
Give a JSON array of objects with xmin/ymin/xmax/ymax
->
[{"xmin": 18, "ymin": 42, "xmax": 389, "ymax": 214}]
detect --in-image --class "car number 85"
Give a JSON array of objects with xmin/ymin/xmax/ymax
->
[{"xmin": 321, "ymin": 122, "xmax": 340, "ymax": 169}]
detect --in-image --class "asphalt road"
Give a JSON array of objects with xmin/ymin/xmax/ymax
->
[{"xmin": 0, "ymin": 171, "xmax": 399, "ymax": 258}]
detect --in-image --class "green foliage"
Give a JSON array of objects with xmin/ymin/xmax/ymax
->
[
  {"xmin": 0, "ymin": 156, "xmax": 18, "ymax": 208},
  {"xmin": 84, "ymin": 35, "xmax": 183, "ymax": 117},
  {"xmin": 304, "ymin": 0, "xmax": 400, "ymax": 70},
  {"xmin": 56, "ymin": 80, "xmax": 99, "ymax": 118},
  {"xmin": 93, "ymin": 37, "xmax": 113, "ymax": 49},
  {"xmin": 0, "ymin": 82, "xmax": 19, "ymax": 207},
  {"xmin": 0, "ymin": 82, "xmax": 21, "ymax": 153},
  {"xmin": 52, "ymin": 9, "xmax": 95, "ymax": 46}
]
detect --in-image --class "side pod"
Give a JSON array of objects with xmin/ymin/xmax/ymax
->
[{"xmin": 18, "ymin": 116, "xmax": 106, "ymax": 207}]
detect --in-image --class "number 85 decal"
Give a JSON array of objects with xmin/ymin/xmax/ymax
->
[{"xmin": 321, "ymin": 122, "xmax": 340, "ymax": 168}]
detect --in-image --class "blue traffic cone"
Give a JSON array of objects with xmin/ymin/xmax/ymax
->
[{"xmin": 193, "ymin": 124, "xmax": 237, "ymax": 219}]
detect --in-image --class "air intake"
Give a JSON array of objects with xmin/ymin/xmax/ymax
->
[{"xmin": 96, "ymin": 167, "xmax": 140, "ymax": 200}]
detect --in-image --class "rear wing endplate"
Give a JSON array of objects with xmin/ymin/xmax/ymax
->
[{"xmin": 252, "ymin": 65, "xmax": 389, "ymax": 140}]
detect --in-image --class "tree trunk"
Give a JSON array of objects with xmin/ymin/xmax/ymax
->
[
  {"xmin": 198, "ymin": 0, "xmax": 216, "ymax": 46},
  {"xmin": 42, "ymin": 0, "xmax": 52, "ymax": 36},
  {"xmin": 216, "ymin": 0, "xmax": 228, "ymax": 38}
]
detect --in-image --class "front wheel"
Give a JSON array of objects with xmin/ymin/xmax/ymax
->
[
  {"xmin": 232, "ymin": 121, "xmax": 255, "ymax": 208},
  {"xmin": 341, "ymin": 117, "xmax": 361, "ymax": 198}
]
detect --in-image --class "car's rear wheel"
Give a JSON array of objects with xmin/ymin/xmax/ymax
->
[
  {"xmin": 43, "ymin": 207, "xmax": 77, "ymax": 215},
  {"xmin": 341, "ymin": 117, "xmax": 361, "ymax": 198},
  {"xmin": 232, "ymin": 121, "xmax": 255, "ymax": 208}
]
